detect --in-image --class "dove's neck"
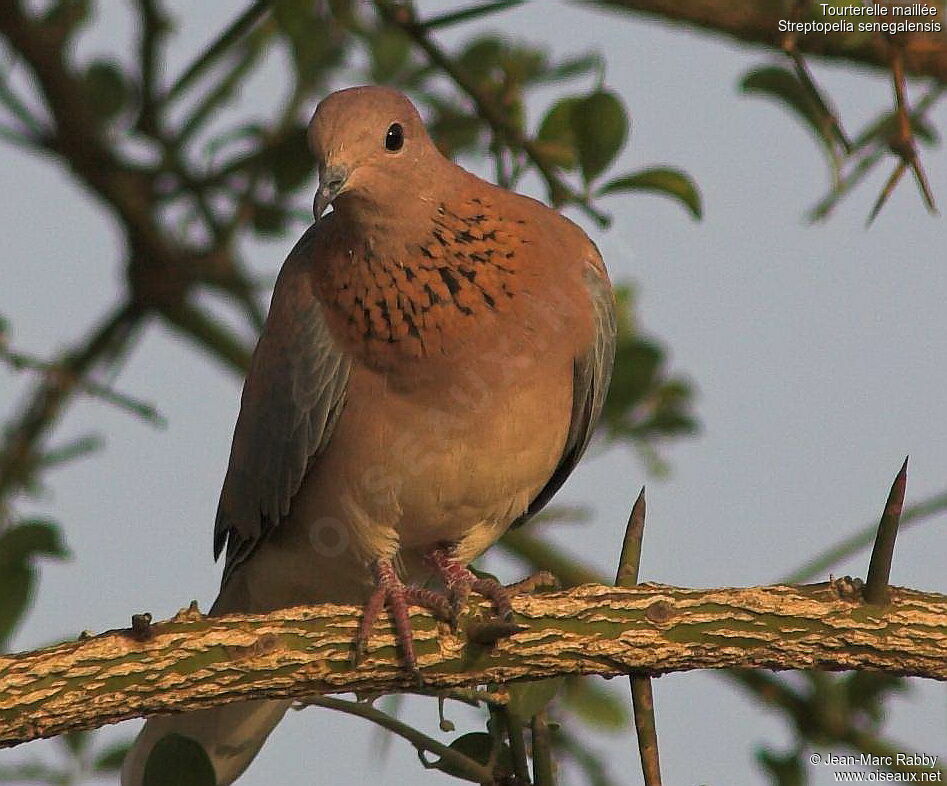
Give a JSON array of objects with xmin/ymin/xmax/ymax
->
[{"xmin": 312, "ymin": 170, "xmax": 543, "ymax": 371}]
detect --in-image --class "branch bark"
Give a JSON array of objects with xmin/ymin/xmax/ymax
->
[
  {"xmin": 590, "ymin": 0, "xmax": 947, "ymax": 83},
  {"xmin": 2, "ymin": 581, "xmax": 945, "ymax": 748}
]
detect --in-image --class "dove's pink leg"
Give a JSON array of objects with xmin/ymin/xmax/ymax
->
[{"xmin": 354, "ymin": 559, "xmax": 450, "ymax": 678}]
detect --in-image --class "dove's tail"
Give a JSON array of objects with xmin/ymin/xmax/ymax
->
[
  {"xmin": 121, "ymin": 572, "xmax": 297, "ymax": 786},
  {"xmin": 120, "ymin": 698, "xmax": 292, "ymax": 786},
  {"xmin": 120, "ymin": 528, "xmax": 379, "ymax": 785}
]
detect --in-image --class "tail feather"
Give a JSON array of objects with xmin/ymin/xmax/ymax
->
[
  {"xmin": 120, "ymin": 699, "xmax": 291, "ymax": 786},
  {"xmin": 120, "ymin": 518, "xmax": 376, "ymax": 784}
]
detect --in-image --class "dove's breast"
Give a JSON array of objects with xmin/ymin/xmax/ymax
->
[
  {"xmin": 303, "ymin": 346, "xmax": 573, "ymax": 565},
  {"xmin": 288, "ymin": 183, "xmax": 596, "ymax": 570}
]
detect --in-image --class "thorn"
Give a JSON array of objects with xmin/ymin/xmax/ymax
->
[
  {"xmin": 615, "ymin": 486, "xmax": 646, "ymax": 587},
  {"xmin": 130, "ymin": 612, "xmax": 154, "ymax": 642},
  {"xmin": 614, "ymin": 487, "xmax": 663, "ymax": 785},
  {"xmin": 867, "ymin": 160, "xmax": 907, "ymax": 226},
  {"xmin": 630, "ymin": 677, "xmax": 663, "ymax": 786},
  {"xmin": 868, "ymin": 38, "xmax": 939, "ymax": 224},
  {"xmin": 864, "ymin": 457, "xmax": 908, "ymax": 605},
  {"xmin": 172, "ymin": 600, "xmax": 203, "ymax": 622}
]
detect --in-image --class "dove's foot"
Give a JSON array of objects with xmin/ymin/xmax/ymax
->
[
  {"xmin": 426, "ymin": 544, "xmax": 559, "ymax": 628},
  {"xmin": 353, "ymin": 558, "xmax": 451, "ymax": 680}
]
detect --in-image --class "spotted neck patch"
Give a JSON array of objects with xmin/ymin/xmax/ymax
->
[{"xmin": 317, "ymin": 197, "xmax": 532, "ymax": 360}]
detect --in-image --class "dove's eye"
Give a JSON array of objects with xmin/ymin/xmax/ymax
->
[{"xmin": 385, "ymin": 123, "xmax": 404, "ymax": 152}]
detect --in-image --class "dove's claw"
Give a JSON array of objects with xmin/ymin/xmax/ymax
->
[
  {"xmin": 426, "ymin": 544, "xmax": 551, "ymax": 626},
  {"xmin": 354, "ymin": 559, "xmax": 448, "ymax": 679}
]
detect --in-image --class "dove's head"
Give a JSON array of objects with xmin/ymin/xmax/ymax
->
[{"xmin": 308, "ymin": 86, "xmax": 441, "ymax": 221}]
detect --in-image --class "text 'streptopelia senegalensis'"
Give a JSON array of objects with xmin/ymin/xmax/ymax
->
[{"xmin": 122, "ymin": 85, "xmax": 616, "ymax": 785}]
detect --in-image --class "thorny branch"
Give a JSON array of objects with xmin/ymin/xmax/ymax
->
[
  {"xmin": 591, "ymin": 0, "xmax": 947, "ymax": 83},
  {"xmin": 2, "ymin": 582, "xmax": 947, "ymax": 749}
]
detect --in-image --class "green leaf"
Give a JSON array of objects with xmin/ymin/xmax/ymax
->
[
  {"xmin": 532, "ymin": 53, "xmax": 602, "ymax": 85},
  {"xmin": 272, "ymin": 0, "xmax": 345, "ymax": 81},
  {"xmin": 597, "ymin": 286, "xmax": 698, "ymax": 449},
  {"xmin": 757, "ymin": 746, "xmax": 805, "ymax": 786},
  {"xmin": 740, "ymin": 66, "xmax": 836, "ymax": 160},
  {"xmin": 536, "ymin": 97, "xmax": 582, "ymax": 170},
  {"xmin": 267, "ymin": 125, "xmax": 313, "ymax": 193},
  {"xmin": 251, "ymin": 203, "xmax": 288, "ymax": 236},
  {"xmin": 597, "ymin": 167, "xmax": 703, "ymax": 220},
  {"xmin": 60, "ymin": 729, "xmax": 91, "ymax": 757},
  {"xmin": 0, "ymin": 520, "xmax": 69, "ymax": 650},
  {"xmin": 570, "ymin": 90, "xmax": 629, "ymax": 184},
  {"xmin": 426, "ymin": 97, "xmax": 485, "ymax": 157},
  {"xmin": 83, "ymin": 60, "xmax": 130, "ymax": 120},
  {"xmin": 93, "ymin": 739, "xmax": 134, "ymax": 772},
  {"xmin": 439, "ymin": 732, "xmax": 512, "ymax": 779},
  {"xmin": 457, "ymin": 36, "xmax": 505, "ymax": 85},
  {"xmin": 369, "ymin": 27, "xmax": 412, "ymax": 83},
  {"xmin": 508, "ymin": 678, "xmax": 563, "ymax": 721},
  {"xmin": 143, "ymin": 734, "xmax": 215, "ymax": 786},
  {"xmin": 561, "ymin": 677, "xmax": 630, "ymax": 730},
  {"xmin": 39, "ymin": 433, "xmax": 104, "ymax": 470}
]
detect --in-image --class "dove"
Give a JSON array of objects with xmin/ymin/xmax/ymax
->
[{"xmin": 122, "ymin": 85, "xmax": 616, "ymax": 785}]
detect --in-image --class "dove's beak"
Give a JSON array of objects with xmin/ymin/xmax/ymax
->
[{"xmin": 313, "ymin": 164, "xmax": 349, "ymax": 220}]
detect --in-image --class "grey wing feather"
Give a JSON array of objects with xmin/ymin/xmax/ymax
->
[
  {"xmin": 214, "ymin": 224, "xmax": 352, "ymax": 583},
  {"xmin": 515, "ymin": 250, "xmax": 616, "ymax": 525}
]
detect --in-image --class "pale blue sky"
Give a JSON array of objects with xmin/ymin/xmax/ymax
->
[{"xmin": 2, "ymin": 2, "xmax": 946, "ymax": 784}]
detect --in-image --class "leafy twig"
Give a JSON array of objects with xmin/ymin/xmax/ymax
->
[{"xmin": 374, "ymin": 0, "xmax": 611, "ymax": 227}]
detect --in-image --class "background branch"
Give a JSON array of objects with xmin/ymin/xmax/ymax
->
[{"xmin": 590, "ymin": 0, "xmax": 947, "ymax": 83}]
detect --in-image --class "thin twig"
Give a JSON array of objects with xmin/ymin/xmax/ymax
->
[
  {"xmin": 0, "ymin": 64, "xmax": 46, "ymax": 136},
  {"xmin": 300, "ymin": 695, "xmax": 494, "ymax": 785},
  {"xmin": 0, "ymin": 344, "xmax": 166, "ymax": 428},
  {"xmin": 160, "ymin": 302, "xmax": 252, "ymax": 375},
  {"xmin": 889, "ymin": 42, "xmax": 937, "ymax": 215},
  {"xmin": 530, "ymin": 711, "xmax": 556, "ymax": 786},
  {"xmin": 163, "ymin": 0, "xmax": 270, "ymax": 104},
  {"xmin": 0, "ymin": 302, "xmax": 145, "ymax": 504},
  {"xmin": 867, "ymin": 159, "xmax": 908, "ymax": 225},
  {"xmin": 500, "ymin": 706, "xmax": 532, "ymax": 784},
  {"xmin": 135, "ymin": 0, "xmax": 168, "ymax": 135}
]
